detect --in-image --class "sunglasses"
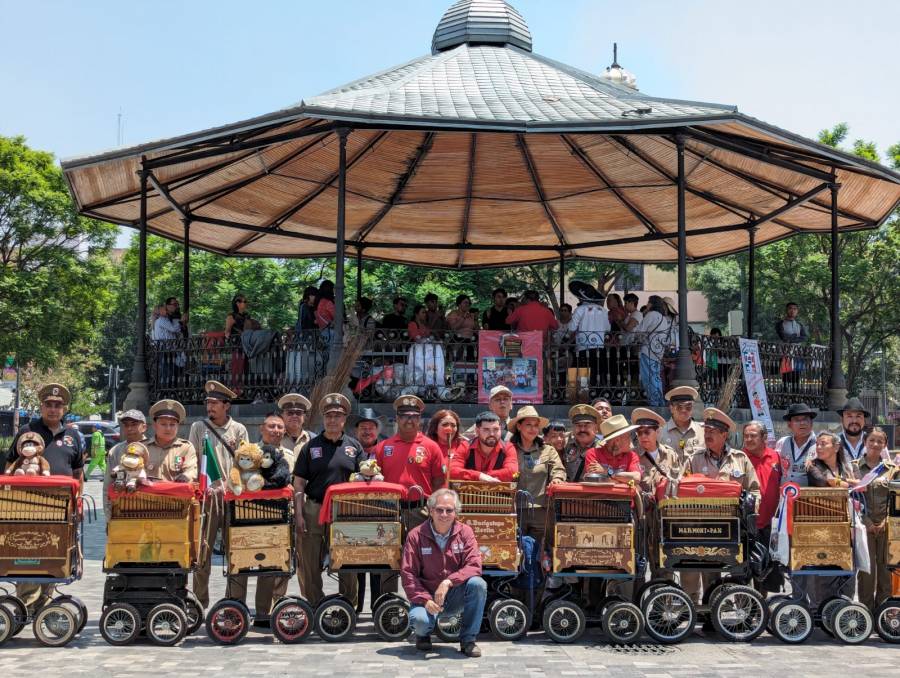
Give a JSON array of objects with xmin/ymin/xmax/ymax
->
[
  {"xmin": 284, "ymin": 409, "xmax": 306, "ymax": 416},
  {"xmin": 432, "ymin": 507, "xmax": 456, "ymax": 515}
]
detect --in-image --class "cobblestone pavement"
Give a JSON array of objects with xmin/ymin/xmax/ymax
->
[{"xmin": 1, "ymin": 479, "xmax": 897, "ymax": 676}]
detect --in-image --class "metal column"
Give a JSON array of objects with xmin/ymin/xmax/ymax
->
[
  {"xmin": 559, "ymin": 252, "xmax": 565, "ymax": 307},
  {"xmin": 182, "ymin": 218, "xmax": 191, "ymax": 313},
  {"xmin": 356, "ymin": 246, "xmax": 363, "ymax": 301},
  {"xmin": 123, "ymin": 164, "xmax": 150, "ymax": 411},
  {"xmin": 672, "ymin": 136, "xmax": 698, "ymax": 387},
  {"xmin": 330, "ymin": 128, "xmax": 350, "ymax": 370},
  {"xmin": 826, "ymin": 181, "xmax": 847, "ymax": 409},
  {"xmin": 746, "ymin": 226, "xmax": 756, "ymax": 338}
]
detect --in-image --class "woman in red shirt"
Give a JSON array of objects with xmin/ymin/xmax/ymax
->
[
  {"xmin": 426, "ymin": 409, "xmax": 468, "ymax": 468},
  {"xmin": 408, "ymin": 304, "xmax": 432, "ymax": 342}
]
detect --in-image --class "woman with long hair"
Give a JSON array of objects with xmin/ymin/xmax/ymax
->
[
  {"xmin": 855, "ymin": 428, "xmax": 893, "ymax": 611},
  {"xmin": 806, "ymin": 431, "xmax": 857, "ymax": 488},
  {"xmin": 314, "ymin": 280, "xmax": 336, "ymax": 331},
  {"xmin": 425, "ymin": 409, "xmax": 467, "ymax": 468},
  {"xmin": 224, "ymin": 293, "xmax": 252, "ymax": 394}
]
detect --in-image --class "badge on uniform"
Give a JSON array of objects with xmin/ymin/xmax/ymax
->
[
  {"xmin": 420, "ymin": 546, "xmax": 432, "ymax": 555},
  {"xmin": 414, "ymin": 446, "xmax": 425, "ymax": 464},
  {"xmin": 310, "ymin": 447, "xmax": 323, "ymax": 460},
  {"xmin": 57, "ymin": 440, "xmax": 63, "ymax": 447},
  {"xmin": 345, "ymin": 446, "xmax": 356, "ymax": 457},
  {"xmin": 384, "ymin": 446, "xmax": 393, "ymax": 457},
  {"xmin": 173, "ymin": 455, "xmax": 184, "ymax": 471},
  {"xmin": 451, "ymin": 542, "xmax": 464, "ymax": 553},
  {"xmin": 732, "ymin": 468, "xmax": 744, "ymax": 478},
  {"xmin": 63, "ymin": 436, "xmax": 73, "ymax": 447}
]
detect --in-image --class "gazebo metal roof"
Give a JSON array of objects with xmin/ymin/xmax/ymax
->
[{"xmin": 61, "ymin": 0, "xmax": 900, "ymax": 268}]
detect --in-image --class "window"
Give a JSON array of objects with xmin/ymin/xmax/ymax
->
[{"xmin": 614, "ymin": 264, "xmax": 643, "ymax": 291}]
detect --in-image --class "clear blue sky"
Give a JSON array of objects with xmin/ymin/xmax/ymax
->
[{"xmin": 2, "ymin": 1, "xmax": 897, "ymax": 212}]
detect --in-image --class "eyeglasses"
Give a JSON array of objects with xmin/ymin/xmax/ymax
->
[
  {"xmin": 432, "ymin": 507, "xmax": 456, "ymax": 515},
  {"xmin": 284, "ymin": 409, "xmax": 306, "ymax": 416}
]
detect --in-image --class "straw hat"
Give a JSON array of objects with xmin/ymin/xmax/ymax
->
[
  {"xmin": 508, "ymin": 405, "xmax": 550, "ymax": 432},
  {"xmin": 598, "ymin": 414, "xmax": 639, "ymax": 443}
]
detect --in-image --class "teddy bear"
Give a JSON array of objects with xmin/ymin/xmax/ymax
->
[
  {"xmin": 10, "ymin": 432, "xmax": 51, "ymax": 476},
  {"xmin": 259, "ymin": 444, "xmax": 291, "ymax": 490},
  {"xmin": 350, "ymin": 457, "xmax": 384, "ymax": 483},
  {"xmin": 229, "ymin": 441, "xmax": 265, "ymax": 496},
  {"xmin": 112, "ymin": 442, "xmax": 149, "ymax": 491}
]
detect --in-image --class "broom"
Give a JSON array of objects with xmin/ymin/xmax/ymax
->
[
  {"xmin": 716, "ymin": 362, "xmax": 743, "ymax": 412},
  {"xmin": 307, "ymin": 330, "xmax": 369, "ymax": 430}
]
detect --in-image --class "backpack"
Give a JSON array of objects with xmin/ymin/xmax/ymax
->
[{"xmin": 512, "ymin": 535, "xmax": 544, "ymax": 590}]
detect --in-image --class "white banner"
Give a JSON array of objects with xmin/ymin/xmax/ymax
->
[{"xmin": 738, "ymin": 338, "xmax": 776, "ymax": 445}]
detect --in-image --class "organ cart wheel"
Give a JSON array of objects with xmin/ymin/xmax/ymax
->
[
  {"xmin": 314, "ymin": 597, "xmax": 356, "ymax": 642},
  {"xmin": 542, "ymin": 599, "xmax": 586, "ymax": 644},
  {"xmin": 875, "ymin": 598, "xmax": 900, "ymax": 643},
  {"xmin": 818, "ymin": 596, "xmax": 849, "ymax": 637},
  {"xmin": 710, "ymin": 585, "xmax": 767, "ymax": 642},
  {"xmin": 32, "ymin": 603, "xmax": 78, "ymax": 647},
  {"xmin": 271, "ymin": 597, "xmax": 314, "ymax": 644},
  {"xmin": 765, "ymin": 595, "xmax": 791, "ymax": 635},
  {"xmin": 183, "ymin": 591, "xmax": 204, "ymax": 635},
  {"xmin": 831, "ymin": 602, "xmax": 873, "ymax": 644},
  {"xmin": 435, "ymin": 610, "xmax": 463, "ymax": 642},
  {"xmin": 100, "ymin": 602, "xmax": 141, "ymax": 645},
  {"xmin": 488, "ymin": 598, "xmax": 530, "ymax": 641},
  {"xmin": 770, "ymin": 601, "xmax": 813, "ymax": 644},
  {"xmin": 0, "ymin": 595, "xmax": 27, "ymax": 638},
  {"xmin": 206, "ymin": 599, "xmax": 250, "ymax": 645},
  {"xmin": 146, "ymin": 603, "xmax": 188, "ymax": 646},
  {"xmin": 601, "ymin": 601, "xmax": 644, "ymax": 644},
  {"xmin": 373, "ymin": 597, "xmax": 410, "ymax": 642},
  {"xmin": 0, "ymin": 606, "xmax": 12, "ymax": 646},
  {"xmin": 55, "ymin": 595, "xmax": 88, "ymax": 635},
  {"xmin": 641, "ymin": 586, "xmax": 695, "ymax": 644}
]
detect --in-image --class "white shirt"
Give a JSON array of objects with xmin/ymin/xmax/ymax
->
[
  {"xmin": 838, "ymin": 431, "xmax": 867, "ymax": 461},
  {"xmin": 152, "ymin": 316, "xmax": 182, "ymax": 341},
  {"xmin": 570, "ymin": 303, "xmax": 609, "ymax": 350},
  {"xmin": 775, "ymin": 433, "xmax": 817, "ymax": 486},
  {"xmin": 620, "ymin": 310, "xmax": 643, "ymax": 345},
  {"xmin": 634, "ymin": 310, "xmax": 672, "ymax": 360}
]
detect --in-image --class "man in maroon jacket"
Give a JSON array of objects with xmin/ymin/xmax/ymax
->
[{"xmin": 402, "ymin": 488, "xmax": 487, "ymax": 657}]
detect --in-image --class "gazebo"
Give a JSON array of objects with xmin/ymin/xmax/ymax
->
[{"xmin": 60, "ymin": 0, "xmax": 900, "ymax": 412}]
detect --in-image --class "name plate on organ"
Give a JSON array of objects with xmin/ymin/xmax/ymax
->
[
  {"xmin": 664, "ymin": 519, "xmax": 735, "ymax": 542},
  {"xmin": 555, "ymin": 523, "xmax": 631, "ymax": 549},
  {"xmin": 457, "ymin": 515, "xmax": 517, "ymax": 541}
]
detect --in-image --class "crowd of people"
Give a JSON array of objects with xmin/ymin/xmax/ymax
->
[{"xmin": 5, "ymin": 379, "xmax": 894, "ymax": 654}]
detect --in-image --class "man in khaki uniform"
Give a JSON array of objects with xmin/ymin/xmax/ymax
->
[
  {"xmin": 293, "ymin": 393, "xmax": 365, "ymax": 607},
  {"xmin": 681, "ymin": 407, "xmax": 760, "ymax": 603},
  {"xmin": 662, "ymin": 386, "xmax": 704, "ymax": 464},
  {"xmin": 631, "ymin": 408, "xmax": 681, "ymax": 579},
  {"xmin": 562, "ymin": 404, "xmax": 601, "ymax": 482},
  {"xmin": 189, "ymin": 381, "xmax": 249, "ymax": 608},
  {"xmin": 278, "ymin": 393, "xmax": 313, "ymax": 452},
  {"xmin": 144, "ymin": 400, "xmax": 197, "ymax": 482},
  {"xmin": 252, "ymin": 411, "xmax": 298, "ymax": 626}
]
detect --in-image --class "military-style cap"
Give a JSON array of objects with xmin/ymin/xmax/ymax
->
[
  {"xmin": 204, "ymin": 380, "xmax": 237, "ymax": 402},
  {"xmin": 631, "ymin": 407, "xmax": 665, "ymax": 428},
  {"xmin": 489, "ymin": 385, "xmax": 513, "ymax": 400},
  {"xmin": 702, "ymin": 407, "xmax": 735, "ymax": 433},
  {"xmin": 321, "ymin": 393, "xmax": 351, "ymax": 415},
  {"xmin": 665, "ymin": 385, "xmax": 699, "ymax": 403},
  {"xmin": 394, "ymin": 394, "xmax": 425, "ymax": 414},
  {"xmin": 568, "ymin": 404, "xmax": 600, "ymax": 424},
  {"xmin": 278, "ymin": 393, "xmax": 311, "ymax": 412},
  {"xmin": 17, "ymin": 432, "xmax": 44, "ymax": 454},
  {"xmin": 38, "ymin": 383, "xmax": 70, "ymax": 406},
  {"xmin": 149, "ymin": 399, "xmax": 186, "ymax": 423},
  {"xmin": 118, "ymin": 409, "xmax": 147, "ymax": 424}
]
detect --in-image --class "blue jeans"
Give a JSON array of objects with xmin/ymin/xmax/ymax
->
[
  {"xmin": 408, "ymin": 576, "xmax": 487, "ymax": 643},
  {"xmin": 640, "ymin": 353, "xmax": 664, "ymax": 406}
]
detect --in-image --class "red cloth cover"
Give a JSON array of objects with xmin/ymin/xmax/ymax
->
[
  {"xmin": 674, "ymin": 475, "xmax": 742, "ymax": 498},
  {"xmin": 224, "ymin": 486, "xmax": 294, "ymax": 502},
  {"xmin": 319, "ymin": 481, "xmax": 408, "ymax": 525},
  {"xmin": 0, "ymin": 474, "xmax": 80, "ymax": 495},
  {"xmin": 108, "ymin": 480, "xmax": 199, "ymax": 501},
  {"xmin": 546, "ymin": 481, "xmax": 637, "ymax": 499}
]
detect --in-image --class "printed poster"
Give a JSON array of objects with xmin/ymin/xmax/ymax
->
[
  {"xmin": 738, "ymin": 338, "xmax": 776, "ymax": 445},
  {"xmin": 477, "ymin": 331, "xmax": 543, "ymax": 404}
]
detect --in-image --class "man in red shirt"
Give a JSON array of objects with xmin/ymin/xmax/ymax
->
[
  {"xmin": 506, "ymin": 290, "xmax": 559, "ymax": 336},
  {"xmin": 584, "ymin": 415, "xmax": 641, "ymax": 484},
  {"xmin": 742, "ymin": 420, "xmax": 784, "ymax": 592},
  {"xmin": 376, "ymin": 395, "xmax": 445, "ymax": 531},
  {"xmin": 450, "ymin": 412, "xmax": 519, "ymax": 482}
]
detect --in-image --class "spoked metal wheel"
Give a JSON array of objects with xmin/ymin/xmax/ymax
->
[
  {"xmin": 765, "ymin": 595, "xmax": 790, "ymax": 634},
  {"xmin": 875, "ymin": 598, "xmax": 900, "ymax": 643},
  {"xmin": 100, "ymin": 603, "xmax": 141, "ymax": 646},
  {"xmin": 272, "ymin": 597, "xmax": 314, "ymax": 644},
  {"xmin": 146, "ymin": 603, "xmax": 188, "ymax": 646},
  {"xmin": 710, "ymin": 585, "xmax": 767, "ymax": 642},
  {"xmin": 373, "ymin": 598, "xmax": 410, "ymax": 642},
  {"xmin": 32, "ymin": 604, "xmax": 78, "ymax": 647},
  {"xmin": 314, "ymin": 597, "xmax": 356, "ymax": 642},
  {"xmin": 205, "ymin": 599, "xmax": 250, "ymax": 645},
  {"xmin": 0, "ymin": 606, "xmax": 12, "ymax": 646},
  {"xmin": 770, "ymin": 601, "xmax": 813, "ymax": 644},
  {"xmin": 601, "ymin": 601, "xmax": 644, "ymax": 644},
  {"xmin": 0, "ymin": 595, "xmax": 26, "ymax": 640},
  {"xmin": 542, "ymin": 599, "xmax": 586, "ymax": 644},
  {"xmin": 818, "ymin": 596, "xmax": 849, "ymax": 637},
  {"xmin": 183, "ymin": 592, "xmax": 204, "ymax": 635},
  {"xmin": 641, "ymin": 586, "xmax": 695, "ymax": 644},
  {"xmin": 832, "ymin": 602, "xmax": 873, "ymax": 644},
  {"xmin": 488, "ymin": 598, "xmax": 530, "ymax": 641},
  {"xmin": 435, "ymin": 611, "xmax": 463, "ymax": 642},
  {"xmin": 55, "ymin": 595, "xmax": 88, "ymax": 636}
]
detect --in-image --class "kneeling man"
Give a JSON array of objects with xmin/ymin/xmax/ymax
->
[{"xmin": 402, "ymin": 488, "xmax": 486, "ymax": 657}]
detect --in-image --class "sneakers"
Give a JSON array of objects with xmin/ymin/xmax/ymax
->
[
  {"xmin": 460, "ymin": 641, "xmax": 481, "ymax": 657},
  {"xmin": 415, "ymin": 636, "xmax": 433, "ymax": 652}
]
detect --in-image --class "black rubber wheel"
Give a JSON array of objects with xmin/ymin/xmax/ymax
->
[
  {"xmin": 875, "ymin": 598, "xmax": 900, "ymax": 643},
  {"xmin": 542, "ymin": 599, "xmax": 586, "ymax": 644},
  {"xmin": 641, "ymin": 586, "xmax": 695, "ymax": 644},
  {"xmin": 0, "ymin": 606, "xmax": 12, "ymax": 646},
  {"xmin": 435, "ymin": 610, "xmax": 463, "ymax": 642},
  {"xmin": 0, "ymin": 595, "xmax": 27, "ymax": 639},
  {"xmin": 769, "ymin": 601, "xmax": 813, "ymax": 644},
  {"xmin": 373, "ymin": 598, "xmax": 410, "ymax": 642},
  {"xmin": 32, "ymin": 604, "xmax": 78, "ymax": 647},
  {"xmin": 710, "ymin": 585, "xmax": 767, "ymax": 642},
  {"xmin": 488, "ymin": 598, "xmax": 530, "ymax": 641},
  {"xmin": 55, "ymin": 595, "xmax": 88, "ymax": 636},
  {"xmin": 146, "ymin": 603, "xmax": 188, "ymax": 646},
  {"xmin": 601, "ymin": 601, "xmax": 644, "ymax": 644},
  {"xmin": 183, "ymin": 591, "xmax": 204, "ymax": 635},
  {"xmin": 831, "ymin": 602, "xmax": 872, "ymax": 645},
  {"xmin": 818, "ymin": 596, "xmax": 848, "ymax": 637},
  {"xmin": 205, "ymin": 599, "xmax": 250, "ymax": 645},
  {"xmin": 271, "ymin": 597, "xmax": 314, "ymax": 644},
  {"xmin": 100, "ymin": 602, "xmax": 142, "ymax": 646},
  {"xmin": 314, "ymin": 597, "xmax": 356, "ymax": 642}
]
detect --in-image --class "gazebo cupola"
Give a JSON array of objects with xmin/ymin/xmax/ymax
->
[{"xmin": 431, "ymin": 0, "xmax": 533, "ymax": 53}]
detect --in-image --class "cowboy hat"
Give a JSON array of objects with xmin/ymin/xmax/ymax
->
[
  {"xmin": 598, "ymin": 414, "xmax": 639, "ymax": 443},
  {"xmin": 508, "ymin": 405, "xmax": 550, "ymax": 433},
  {"xmin": 568, "ymin": 280, "xmax": 605, "ymax": 303},
  {"xmin": 836, "ymin": 397, "xmax": 870, "ymax": 419},
  {"xmin": 782, "ymin": 402, "xmax": 817, "ymax": 421},
  {"xmin": 348, "ymin": 407, "xmax": 386, "ymax": 433}
]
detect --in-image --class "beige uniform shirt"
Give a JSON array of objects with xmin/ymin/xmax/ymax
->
[
  {"xmin": 188, "ymin": 417, "xmax": 249, "ymax": 485},
  {"xmin": 144, "ymin": 437, "xmax": 198, "ymax": 482},
  {"xmin": 282, "ymin": 430, "xmax": 312, "ymax": 457},
  {"xmin": 662, "ymin": 419, "xmax": 704, "ymax": 463},
  {"xmin": 684, "ymin": 447, "xmax": 761, "ymax": 507},
  {"xmin": 637, "ymin": 443, "xmax": 681, "ymax": 495},
  {"xmin": 515, "ymin": 443, "xmax": 567, "ymax": 508}
]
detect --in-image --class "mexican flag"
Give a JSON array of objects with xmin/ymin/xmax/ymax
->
[{"xmin": 199, "ymin": 434, "xmax": 223, "ymax": 494}]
